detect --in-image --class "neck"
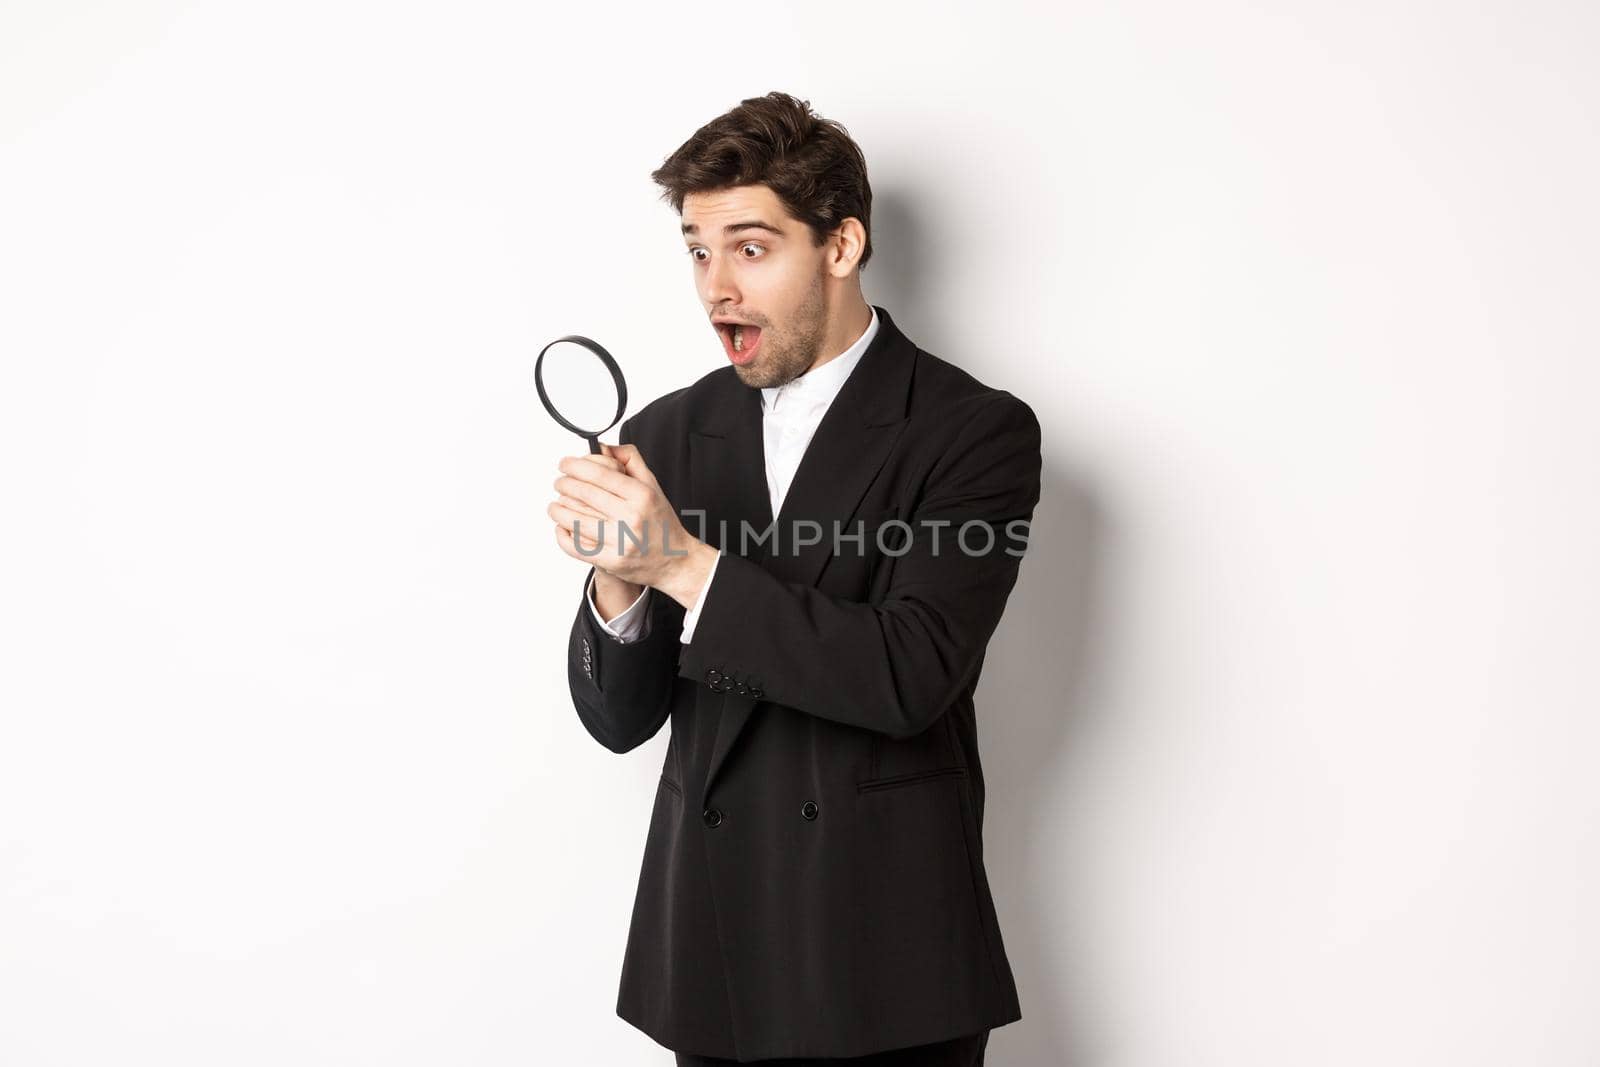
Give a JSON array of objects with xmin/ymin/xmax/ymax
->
[{"xmin": 805, "ymin": 294, "xmax": 873, "ymax": 376}]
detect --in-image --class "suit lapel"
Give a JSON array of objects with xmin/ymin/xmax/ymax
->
[
  {"xmin": 688, "ymin": 383, "xmax": 770, "ymax": 556},
  {"xmin": 687, "ymin": 305, "xmax": 917, "ymax": 804}
]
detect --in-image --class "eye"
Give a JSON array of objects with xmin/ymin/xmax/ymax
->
[
  {"xmin": 739, "ymin": 242, "xmax": 765, "ymax": 258},
  {"xmin": 688, "ymin": 247, "xmax": 708, "ymax": 262}
]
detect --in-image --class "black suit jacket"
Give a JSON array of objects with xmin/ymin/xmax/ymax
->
[{"xmin": 567, "ymin": 304, "xmax": 1041, "ymax": 1060}]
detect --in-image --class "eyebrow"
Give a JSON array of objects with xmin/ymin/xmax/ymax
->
[{"xmin": 681, "ymin": 220, "xmax": 785, "ymax": 238}]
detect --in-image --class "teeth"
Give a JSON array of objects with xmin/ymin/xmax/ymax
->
[{"xmin": 733, "ymin": 325, "xmax": 743, "ymax": 352}]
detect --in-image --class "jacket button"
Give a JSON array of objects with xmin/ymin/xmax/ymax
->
[
  {"xmin": 702, "ymin": 808, "xmax": 723, "ymax": 828},
  {"xmin": 801, "ymin": 800, "xmax": 818, "ymax": 820}
]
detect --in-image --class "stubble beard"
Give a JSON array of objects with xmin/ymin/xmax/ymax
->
[{"xmin": 732, "ymin": 273, "xmax": 830, "ymax": 390}]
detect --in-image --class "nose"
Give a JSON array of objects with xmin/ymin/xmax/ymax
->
[{"xmin": 701, "ymin": 252, "xmax": 739, "ymax": 308}]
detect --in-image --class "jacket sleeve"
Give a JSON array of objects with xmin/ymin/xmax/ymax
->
[
  {"xmin": 674, "ymin": 392, "xmax": 1042, "ymax": 740},
  {"xmin": 565, "ymin": 416, "xmax": 687, "ymax": 753}
]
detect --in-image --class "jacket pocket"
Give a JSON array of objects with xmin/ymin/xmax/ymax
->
[
  {"xmin": 659, "ymin": 773, "xmax": 683, "ymax": 797},
  {"xmin": 856, "ymin": 765, "xmax": 969, "ymax": 794}
]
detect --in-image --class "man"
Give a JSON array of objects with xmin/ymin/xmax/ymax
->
[{"xmin": 550, "ymin": 92, "xmax": 1041, "ymax": 1065}]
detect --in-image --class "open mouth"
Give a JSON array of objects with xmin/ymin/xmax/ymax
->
[{"xmin": 717, "ymin": 322, "xmax": 764, "ymax": 365}]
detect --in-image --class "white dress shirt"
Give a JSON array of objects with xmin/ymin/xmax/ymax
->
[{"xmin": 585, "ymin": 306, "xmax": 881, "ymax": 645}]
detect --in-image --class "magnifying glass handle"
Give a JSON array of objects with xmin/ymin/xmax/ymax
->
[{"xmin": 587, "ymin": 436, "xmax": 602, "ymax": 455}]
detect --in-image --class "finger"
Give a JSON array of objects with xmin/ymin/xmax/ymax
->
[
  {"xmin": 607, "ymin": 443, "xmax": 660, "ymax": 489},
  {"xmin": 554, "ymin": 518, "xmax": 580, "ymax": 559},
  {"xmin": 549, "ymin": 502, "xmax": 606, "ymax": 553},
  {"xmin": 549, "ymin": 497, "xmax": 600, "ymax": 532},
  {"xmin": 554, "ymin": 519, "xmax": 579, "ymax": 559},
  {"xmin": 554, "ymin": 519, "xmax": 599, "ymax": 563},
  {"xmin": 554, "ymin": 471, "xmax": 630, "ymax": 519},
  {"xmin": 556, "ymin": 457, "xmax": 641, "ymax": 511},
  {"xmin": 573, "ymin": 452, "xmax": 624, "ymax": 474},
  {"xmin": 562, "ymin": 455, "xmax": 626, "ymax": 496},
  {"xmin": 555, "ymin": 492, "xmax": 606, "ymax": 520}
]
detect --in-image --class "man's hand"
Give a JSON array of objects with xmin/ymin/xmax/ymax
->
[{"xmin": 549, "ymin": 442, "xmax": 719, "ymax": 610}]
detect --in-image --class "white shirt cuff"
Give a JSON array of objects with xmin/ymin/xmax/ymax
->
[
  {"xmin": 586, "ymin": 568, "xmax": 651, "ymax": 643},
  {"xmin": 679, "ymin": 550, "xmax": 722, "ymax": 645}
]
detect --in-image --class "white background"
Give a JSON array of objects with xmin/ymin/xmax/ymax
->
[{"xmin": 2, "ymin": 2, "xmax": 1596, "ymax": 1064}]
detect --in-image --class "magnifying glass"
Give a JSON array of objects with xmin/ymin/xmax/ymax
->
[{"xmin": 535, "ymin": 334, "xmax": 628, "ymax": 455}]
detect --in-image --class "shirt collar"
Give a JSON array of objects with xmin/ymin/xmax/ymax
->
[{"xmin": 760, "ymin": 305, "xmax": 880, "ymax": 415}]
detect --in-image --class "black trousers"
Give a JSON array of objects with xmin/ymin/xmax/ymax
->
[{"xmin": 674, "ymin": 1030, "xmax": 989, "ymax": 1067}]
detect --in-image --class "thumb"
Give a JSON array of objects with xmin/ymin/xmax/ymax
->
[{"xmin": 607, "ymin": 442, "xmax": 659, "ymax": 488}]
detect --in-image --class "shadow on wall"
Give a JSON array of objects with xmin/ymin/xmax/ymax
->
[{"xmin": 871, "ymin": 188, "xmax": 1116, "ymax": 1067}]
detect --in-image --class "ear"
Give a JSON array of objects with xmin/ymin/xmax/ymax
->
[{"xmin": 826, "ymin": 217, "xmax": 867, "ymax": 277}]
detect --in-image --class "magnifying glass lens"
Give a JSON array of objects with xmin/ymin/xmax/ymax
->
[
  {"xmin": 540, "ymin": 340, "xmax": 624, "ymax": 436},
  {"xmin": 536, "ymin": 334, "xmax": 628, "ymax": 453}
]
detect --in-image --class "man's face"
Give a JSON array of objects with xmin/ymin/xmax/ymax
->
[{"xmin": 682, "ymin": 184, "xmax": 830, "ymax": 389}]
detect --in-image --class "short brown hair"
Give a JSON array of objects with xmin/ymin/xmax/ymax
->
[{"xmin": 651, "ymin": 91, "xmax": 874, "ymax": 271}]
